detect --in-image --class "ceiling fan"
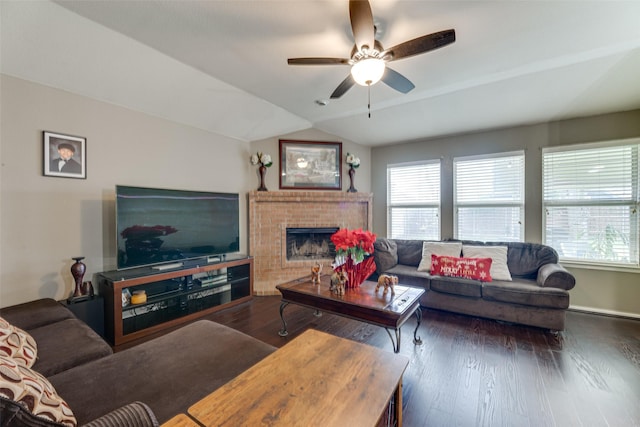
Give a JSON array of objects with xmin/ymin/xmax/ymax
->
[{"xmin": 288, "ymin": 0, "xmax": 456, "ymax": 99}]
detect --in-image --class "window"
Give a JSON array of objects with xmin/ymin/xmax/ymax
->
[
  {"xmin": 454, "ymin": 151, "xmax": 525, "ymax": 242},
  {"xmin": 543, "ymin": 139, "xmax": 639, "ymax": 269},
  {"xmin": 387, "ymin": 160, "xmax": 440, "ymax": 240}
]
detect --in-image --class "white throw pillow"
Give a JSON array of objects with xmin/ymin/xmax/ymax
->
[
  {"xmin": 462, "ymin": 245, "xmax": 512, "ymax": 281},
  {"xmin": 417, "ymin": 242, "xmax": 462, "ymax": 272}
]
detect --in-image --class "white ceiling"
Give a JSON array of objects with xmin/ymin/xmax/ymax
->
[{"xmin": 2, "ymin": 0, "xmax": 640, "ymax": 146}]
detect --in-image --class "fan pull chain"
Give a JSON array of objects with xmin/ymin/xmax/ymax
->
[{"xmin": 368, "ymin": 84, "xmax": 372, "ymax": 118}]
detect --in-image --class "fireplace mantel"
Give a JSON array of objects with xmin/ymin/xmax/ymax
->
[{"xmin": 249, "ymin": 191, "xmax": 373, "ymax": 295}]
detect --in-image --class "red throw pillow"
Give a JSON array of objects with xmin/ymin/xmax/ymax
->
[{"xmin": 431, "ymin": 255, "xmax": 493, "ymax": 282}]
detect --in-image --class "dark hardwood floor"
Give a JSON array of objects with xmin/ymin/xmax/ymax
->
[{"xmin": 185, "ymin": 296, "xmax": 640, "ymax": 426}]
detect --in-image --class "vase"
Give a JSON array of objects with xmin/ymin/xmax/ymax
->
[
  {"xmin": 258, "ymin": 165, "xmax": 268, "ymax": 191},
  {"xmin": 337, "ymin": 256, "xmax": 376, "ymax": 288},
  {"xmin": 347, "ymin": 165, "xmax": 357, "ymax": 193},
  {"xmin": 71, "ymin": 257, "xmax": 86, "ymax": 298}
]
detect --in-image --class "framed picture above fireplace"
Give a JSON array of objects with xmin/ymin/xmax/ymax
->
[{"xmin": 279, "ymin": 140, "xmax": 342, "ymax": 190}]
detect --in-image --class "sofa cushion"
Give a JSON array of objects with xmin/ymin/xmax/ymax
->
[
  {"xmin": 49, "ymin": 320, "xmax": 277, "ymax": 425},
  {"xmin": 431, "ymin": 255, "xmax": 493, "ymax": 282},
  {"xmin": 504, "ymin": 242, "xmax": 559, "ymax": 278},
  {"xmin": 0, "ymin": 317, "xmax": 38, "ymax": 368},
  {"xmin": 384, "ymin": 264, "xmax": 431, "ymax": 288},
  {"xmin": 430, "ymin": 276, "xmax": 482, "ymax": 298},
  {"xmin": 417, "ymin": 241, "xmax": 462, "ymax": 272},
  {"xmin": 482, "ymin": 280, "xmax": 569, "ymax": 309},
  {"xmin": 373, "ymin": 238, "xmax": 398, "ymax": 274},
  {"xmin": 28, "ymin": 319, "xmax": 112, "ymax": 377},
  {"xmin": 0, "ymin": 355, "xmax": 76, "ymax": 426},
  {"xmin": 0, "ymin": 299, "xmax": 75, "ymax": 331},
  {"xmin": 462, "ymin": 245, "xmax": 512, "ymax": 281},
  {"xmin": 394, "ymin": 240, "xmax": 425, "ymax": 267},
  {"xmin": 451, "ymin": 240, "xmax": 559, "ymax": 279}
]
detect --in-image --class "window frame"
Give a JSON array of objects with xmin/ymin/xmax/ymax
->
[
  {"xmin": 453, "ymin": 150, "xmax": 525, "ymax": 242},
  {"xmin": 542, "ymin": 138, "xmax": 640, "ymax": 272},
  {"xmin": 386, "ymin": 159, "xmax": 441, "ymax": 241}
]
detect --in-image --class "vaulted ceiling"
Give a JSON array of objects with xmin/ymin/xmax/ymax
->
[{"xmin": 2, "ymin": 1, "xmax": 640, "ymax": 146}]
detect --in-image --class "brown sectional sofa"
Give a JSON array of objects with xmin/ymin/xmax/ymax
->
[
  {"xmin": 373, "ymin": 239, "xmax": 576, "ymax": 331},
  {"xmin": 1, "ymin": 298, "xmax": 276, "ymax": 426}
]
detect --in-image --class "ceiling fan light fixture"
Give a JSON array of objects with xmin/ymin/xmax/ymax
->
[{"xmin": 351, "ymin": 58, "xmax": 385, "ymax": 86}]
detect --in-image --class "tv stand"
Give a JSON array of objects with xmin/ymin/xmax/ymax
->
[{"xmin": 98, "ymin": 256, "xmax": 252, "ymax": 347}]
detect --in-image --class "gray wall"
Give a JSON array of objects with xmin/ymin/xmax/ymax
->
[
  {"xmin": 0, "ymin": 75, "xmax": 370, "ymax": 307},
  {"xmin": 0, "ymin": 75, "xmax": 252, "ymax": 306},
  {"xmin": 371, "ymin": 109, "xmax": 640, "ymax": 317}
]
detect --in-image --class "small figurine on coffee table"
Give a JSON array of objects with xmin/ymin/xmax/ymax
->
[
  {"xmin": 376, "ymin": 274, "xmax": 398, "ymax": 296},
  {"xmin": 330, "ymin": 270, "xmax": 348, "ymax": 296},
  {"xmin": 311, "ymin": 263, "xmax": 322, "ymax": 285}
]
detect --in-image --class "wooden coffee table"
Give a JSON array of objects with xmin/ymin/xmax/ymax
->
[
  {"xmin": 188, "ymin": 329, "xmax": 410, "ymax": 426},
  {"xmin": 276, "ymin": 276, "xmax": 425, "ymax": 353}
]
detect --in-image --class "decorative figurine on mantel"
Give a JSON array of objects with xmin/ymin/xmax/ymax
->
[
  {"xmin": 311, "ymin": 262, "xmax": 322, "ymax": 285},
  {"xmin": 376, "ymin": 274, "xmax": 398, "ymax": 296},
  {"xmin": 250, "ymin": 151, "xmax": 273, "ymax": 191},
  {"xmin": 346, "ymin": 152, "xmax": 360, "ymax": 193},
  {"xmin": 330, "ymin": 270, "xmax": 348, "ymax": 296}
]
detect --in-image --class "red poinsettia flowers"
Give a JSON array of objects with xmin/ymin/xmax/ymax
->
[
  {"xmin": 330, "ymin": 228, "xmax": 376, "ymax": 263},
  {"xmin": 331, "ymin": 228, "xmax": 377, "ymax": 288}
]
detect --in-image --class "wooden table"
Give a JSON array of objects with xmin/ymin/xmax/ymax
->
[
  {"xmin": 161, "ymin": 414, "xmax": 200, "ymax": 427},
  {"xmin": 188, "ymin": 329, "xmax": 410, "ymax": 426},
  {"xmin": 276, "ymin": 276, "xmax": 425, "ymax": 353}
]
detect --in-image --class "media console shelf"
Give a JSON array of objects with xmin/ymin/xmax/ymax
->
[{"xmin": 98, "ymin": 256, "xmax": 252, "ymax": 346}]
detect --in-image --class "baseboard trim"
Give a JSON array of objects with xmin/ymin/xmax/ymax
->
[{"xmin": 569, "ymin": 305, "xmax": 640, "ymax": 321}]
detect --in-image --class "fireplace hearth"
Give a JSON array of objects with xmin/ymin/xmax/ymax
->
[{"xmin": 286, "ymin": 227, "xmax": 338, "ymax": 261}]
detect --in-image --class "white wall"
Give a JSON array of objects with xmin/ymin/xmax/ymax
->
[
  {"xmin": 0, "ymin": 75, "xmax": 255, "ymax": 306},
  {"xmin": 371, "ymin": 109, "xmax": 640, "ymax": 317}
]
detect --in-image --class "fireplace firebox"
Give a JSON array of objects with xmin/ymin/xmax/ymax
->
[{"xmin": 286, "ymin": 227, "xmax": 338, "ymax": 261}]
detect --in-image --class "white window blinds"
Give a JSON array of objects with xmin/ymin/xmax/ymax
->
[
  {"xmin": 543, "ymin": 139, "xmax": 639, "ymax": 268},
  {"xmin": 387, "ymin": 160, "xmax": 440, "ymax": 240},
  {"xmin": 454, "ymin": 151, "xmax": 525, "ymax": 242}
]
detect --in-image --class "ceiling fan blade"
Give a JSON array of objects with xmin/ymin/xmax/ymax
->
[
  {"xmin": 381, "ymin": 67, "xmax": 415, "ymax": 94},
  {"xmin": 330, "ymin": 75, "xmax": 356, "ymax": 99},
  {"xmin": 384, "ymin": 29, "xmax": 456, "ymax": 61},
  {"xmin": 349, "ymin": 0, "xmax": 375, "ymax": 53},
  {"xmin": 288, "ymin": 58, "xmax": 350, "ymax": 65}
]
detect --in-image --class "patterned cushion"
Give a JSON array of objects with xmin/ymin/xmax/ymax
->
[
  {"xmin": 0, "ymin": 317, "xmax": 38, "ymax": 368},
  {"xmin": 0, "ymin": 355, "xmax": 76, "ymax": 426},
  {"xmin": 431, "ymin": 255, "xmax": 493, "ymax": 282},
  {"xmin": 462, "ymin": 245, "xmax": 512, "ymax": 281}
]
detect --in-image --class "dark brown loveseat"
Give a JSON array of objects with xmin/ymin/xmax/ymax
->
[{"xmin": 0, "ymin": 298, "xmax": 276, "ymax": 426}]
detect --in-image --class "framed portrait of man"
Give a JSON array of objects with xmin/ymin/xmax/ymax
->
[{"xmin": 43, "ymin": 131, "xmax": 86, "ymax": 179}]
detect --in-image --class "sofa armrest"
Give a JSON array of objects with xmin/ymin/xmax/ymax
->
[
  {"xmin": 537, "ymin": 263, "xmax": 576, "ymax": 290},
  {"xmin": 84, "ymin": 402, "xmax": 159, "ymax": 427}
]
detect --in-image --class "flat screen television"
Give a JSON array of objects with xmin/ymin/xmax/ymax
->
[{"xmin": 116, "ymin": 185, "xmax": 240, "ymax": 270}]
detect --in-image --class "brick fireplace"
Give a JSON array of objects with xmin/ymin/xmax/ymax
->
[{"xmin": 249, "ymin": 191, "xmax": 373, "ymax": 295}]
